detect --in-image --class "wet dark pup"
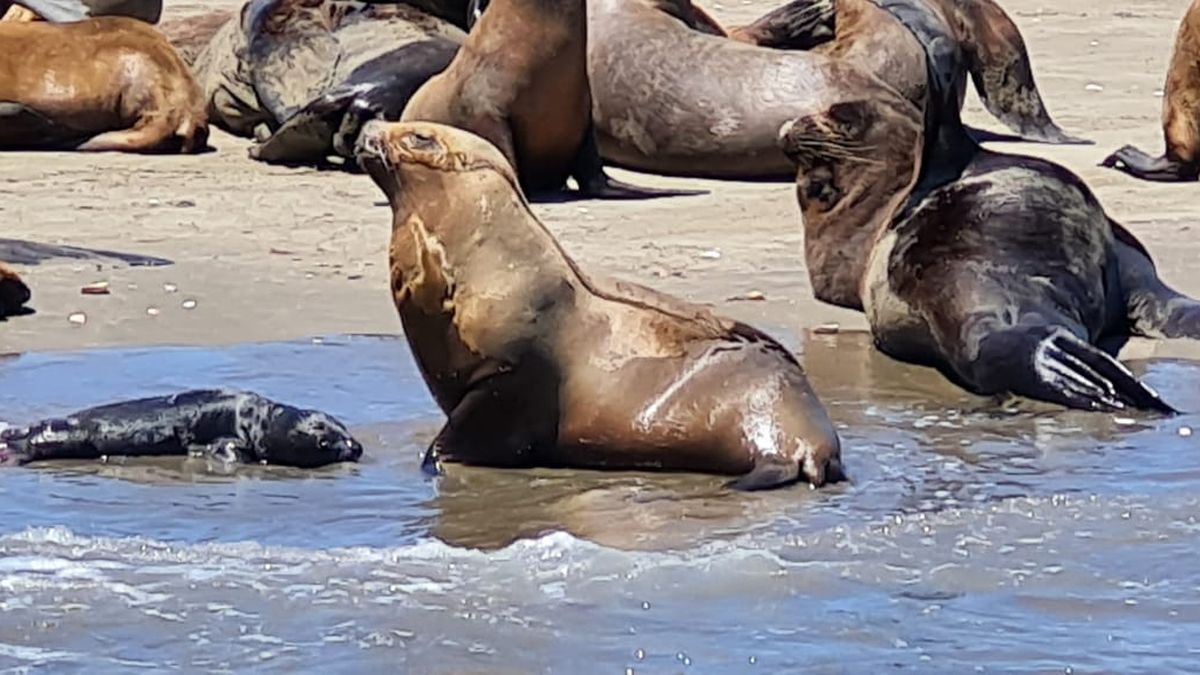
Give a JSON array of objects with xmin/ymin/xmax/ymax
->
[{"xmin": 0, "ymin": 390, "xmax": 363, "ymax": 468}]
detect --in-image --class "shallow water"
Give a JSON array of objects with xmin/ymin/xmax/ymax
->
[{"xmin": 1, "ymin": 333, "xmax": 1199, "ymax": 673}]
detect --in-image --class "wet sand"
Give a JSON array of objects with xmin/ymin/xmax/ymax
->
[{"xmin": 3, "ymin": 0, "xmax": 1200, "ymax": 363}]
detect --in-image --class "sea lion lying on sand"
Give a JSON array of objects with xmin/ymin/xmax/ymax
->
[
  {"xmin": 0, "ymin": 390, "xmax": 363, "ymax": 468},
  {"xmin": 0, "ymin": 263, "xmax": 31, "ymax": 319},
  {"xmin": 0, "ymin": 18, "xmax": 208, "ymax": 153},
  {"xmin": 780, "ymin": 0, "xmax": 1198, "ymax": 413},
  {"xmin": 357, "ymin": 121, "xmax": 843, "ymax": 489}
]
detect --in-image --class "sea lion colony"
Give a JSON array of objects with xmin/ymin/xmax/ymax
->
[{"xmin": 2, "ymin": 0, "xmax": 1199, "ymax": 489}]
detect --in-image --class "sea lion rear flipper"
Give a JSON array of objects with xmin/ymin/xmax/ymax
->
[
  {"xmin": 965, "ymin": 326, "xmax": 1175, "ymax": 413},
  {"xmin": 728, "ymin": 0, "xmax": 835, "ymax": 50},
  {"xmin": 1101, "ymin": 144, "xmax": 1199, "ymax": 182},
  {"xmin": 951, "ymin": 0, "xmax": 1089, "ymax": 145},
  {"xmin": 1114, "ymin": 233, "xmax": 1200, "ymax": 338},
  {"xmin": 0, "ymin": 419, "xmax": 97, "ymax": 464},
  {"xmin": 571, "ymin": 125, "xmax": 705, "ymax": 200}
]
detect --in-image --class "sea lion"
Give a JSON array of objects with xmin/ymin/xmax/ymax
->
[
  {"xmin": 1102, "ymin": 0, "xmax": 1200, "ymax": 182},
  {"xmin": 0, "ymin": 263, "xmax": 31, "ymax": 319},
  {"xmin": 581, "ymin": 0, "xmax": 1082, "ymax": 180},
  {"xmin": 159, "ymin": 8, "xmax": 236, "ymax": 65},
  {"xmin": 191, "ymin": 0, "xmax": 465, "ymax": 163},
  {"xmin": 402, "ymin": 0, "xmax": 673, "ymax": 198},
  {"xmin": 356, "ymin": 120, "xmax": 843, "ymax": 489},
  {"xmin": 0, "ymin": 0, "xmax": 160, "ymax": 23},
  {"xmin": 0, "ymin": 390, "xmax": 363, "ymax": 468},
  {"xmin": 779, "ymin": 0, "xmax": 1199, "ymax": 412},
  {"xmin": 0, "ymin": 18, "xmax": 208, "ymax": 153}
]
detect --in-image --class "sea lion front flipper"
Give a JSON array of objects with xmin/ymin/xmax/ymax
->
[
  {"xmin": 951, "ymin": 0, "xmax": 1089, "ymax": 145},
  {"xmin": 571, "ymin": 124, "xmax": 705, "ymax": 200},
  {"xmin": 727, "ymin": 0, "xmax": 835, "ymax": 50},
  {"xmin": 965, "ymin": 326, "xmax": 1175, "ymax": 413},
  {"xmin": 1100, "ymin": 144, "xmax": 1199, "ymax": 182},
  {"xmin": 249, "ymin": 95, "xmax": 343, "ymax": 165},
  {"xmin": 195, "ymin": 437, "xmax": 252, "ymax": 465}
]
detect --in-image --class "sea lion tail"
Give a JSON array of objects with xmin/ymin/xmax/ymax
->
[
  {"xmin": 950, "ymin": 0, "xmax": 1089, "ymax": 145},
  {"xmin": 727, "ymin": 457, "xmax": 803, "ymax": 491},
  {"xmin": 728, "ymin": 0, "xmax": 835, "ymax": 50}
]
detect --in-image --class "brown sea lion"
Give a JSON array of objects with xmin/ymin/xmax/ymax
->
[
  {"xmin": 779, "ymin": 1, "xmax": 1199, "ymax": 413},
  {"xmin": 0, "ymin": 264, "xmax": 30, "ymax": 319},
  {"xmin": 0, "ymin": 18, "xmax": 207, "ymax": 153},
  {"xmin": 356, "ymin": 120, "xmax": 843, "ymax": 489},
  {"xmin": 582, "ymin": 0, "xmax": 1082, "ymax": 180},
  {"xmin": 1102, "ymin": 0, "xmax": 1200, "ymax": 182},
  {"xmin": 402, "ymin": 0, "xmax": 675, "ymax": 198}
]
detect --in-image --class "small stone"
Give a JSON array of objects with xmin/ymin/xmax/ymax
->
[
  {"xmin": 1084, "ymin": 83, "xmax": 1104, "ymax": 92},
  {"xmin": 1089, "ymin": 40, "xmax": 1099, "ymax": 46},
  {"xmin": 813, "ymin": 323, "xmax": 840, "ymax": 334},
  {"xmin": 146, "ymin": 307, "xmax": 161, "ymax": 317},
  {"xmin": 1154, "ymin": 89, "xmax": 1165, "ymax": 97},
  {"xmin": 68, "ymin": 312, "xmax": 87, "ymax": 325},
  {"xmin": 181, "ymin": 299, "xmax": 198, "ymax": 310},
  {"xmin": 81, "ymin": 282, "xmax": 110, "ymax": 295},
  {"xmin": 698, "ymin": 249, "xmax": 721, "ymax": 260},
  {"xmin": 743, "ymin": 290, "xmax": 765, "ymax": 301},
  {"xmin": 634, "ymin": 649, "xmax": 645, "ymax": 660},
  {"xmin": 163, "ymin": 283, "xmax": 178, "ymax": 293},
  {"xmin": 346, "ymin": 274, "xmax": 364, "ymax": 281},
  {"xmin": 1179, "ymin": 426, "xmax": 1193, "ymax": 437}
]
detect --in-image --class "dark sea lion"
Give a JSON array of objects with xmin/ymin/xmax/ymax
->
[
  {"xmin": 584, "ymin": 0, "xmax": 1082, "ymax": 180},
  {"xmin": 1102, "ymin": 0, "xmax": 1200, "ymax": 181},
  {"xmin": 403, "ymin": 0, "xmax": 675, "ymax": 198},
  {"xmin": 0, "ymin": 0, "xmax": 160, "ymax": 22},
  {"xmin": 0, "ymin": 263, "xmax": 31, "ymax": 319},
  {"xmin": 779, "ymin": 0, "xmax": 1199, "ymax": 413},
  {"xmin": 191, "ymin": 0, "xmax": 465, "ymax": 161},
  {"xmin": 0, "ymin": 18, "xmax": 208, "ymax": 153},
  {"xmin": 159, "ymin": 8, "xmax": 236, "ymax": 65},
  {"xmin": 356, "ymin": 120, "xmax": 843, "ymax": 489},
  {"xmin": 0, "ymin": 390, "xmax": 363, "ymax": 468}
]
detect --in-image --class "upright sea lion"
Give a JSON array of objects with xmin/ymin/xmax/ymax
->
[
  {"xmin": 0, "ymin": 390, "xmax": 363, "ymax": 468},
  {"xmin": 0, "ymin": 18, "xmax": 208, "ymax": 153},
  {"xmin": 402, "ymin": 0, "xmax": 672, "ymax": 198},
  {"xmin": 356, "ymin": 121, "xmax": 843, "ymax": 489},
  {"xmin": 779, "ymin": 0, "xmax": 1199, "ymax": 412},
  {"xmin": 1102, "ymin": 0, "xmax": 1200, "ymax": 182},
  {"xmin": 583, "ymin": 0, "xmax": 1082, "ymax": 179},
  {"xmin": 0, "ymin": 263, "xmax": 30, "ymax": 319}
]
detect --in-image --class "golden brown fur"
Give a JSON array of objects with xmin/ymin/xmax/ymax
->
[
  {"xmin": 0, "ymin": 18, "xmax": 208, "ymax": 152},
  {"xmin": 356, "ymin": 120, "xmax": 843, "ymax": 489}
]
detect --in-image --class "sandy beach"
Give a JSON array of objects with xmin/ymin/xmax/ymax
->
[{"xmin": 3, "ymin": 0, "xmax": 1199, "ymax": 362}]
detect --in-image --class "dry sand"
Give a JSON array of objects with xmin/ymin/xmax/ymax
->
[{"xmin": 2, "ymin": 0, "xmax": 1199, "ymax": 365}]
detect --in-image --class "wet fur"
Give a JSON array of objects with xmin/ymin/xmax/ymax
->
[
  {"xmin": 0, "ymin": 389, "xmax": 362, "ymax": 468},
  {"xmin": 0, "ymin": 18, "xmax": 208, "ymax": 153},
  {"xmin": 357, "ymin": 121, "xmax": 843, "ymax": 489}
]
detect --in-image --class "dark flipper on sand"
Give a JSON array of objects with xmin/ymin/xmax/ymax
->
[
  {"xmin": 571, "ymin": 125, "xmax": 706, "ymax": 200},
  {"xmin": 1115, "ymin": 233, "xmax": 1200, "ymax": 339},
  {"xmin": 728, "ymin": 0, "xmax": 835, "ymax": 50},
  {"xmin": 952, "ymin": 0, "xmax": 1090, "ymax": 145},
  {"xmin": 1101, "ymin": 144, "xmax": 1200, "ymax": 182},
  {"xmin": 967, "ymin": 326, "xmax": 1175, "ymax": 414},
  {"xmin": 726, "ymin": 457, "xmax": 803, "ymax": 491}
]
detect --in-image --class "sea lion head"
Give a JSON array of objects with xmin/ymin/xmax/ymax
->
[
  {"xmin": 260, "ymin": 406, "xmax": 363, "ymax": 467},
  {"xmin": 355, "ymin": 120, "xmax": 521, "ymax": 205},
  {"xmin": 778, "ymin": 94, "xmax": 923, "ymax": 231}
]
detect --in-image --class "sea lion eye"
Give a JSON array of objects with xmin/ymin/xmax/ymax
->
[{"xmin": 403, "ymin": 132, "xmax": 439, "ymax": 151}]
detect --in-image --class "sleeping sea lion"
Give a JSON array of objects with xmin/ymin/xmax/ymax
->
[
  {"xmin": 402, "ymin": 0, "xmax": 675, "ymax": 198},
  {"xmin": 0, "ymin": 18, "xmax": 208, "ymax": 153},
  {"xmin": 0, "ymin": 390, "xmax": 363, "ymax": 468},
  {"xmin": 1102, "ymin": 0, "xmax": 1200, "ymax": 181},
  {"xmin": 356, "ymin": 120, "xmax": 843, "ymax": 489},
  {"xmin": 581, "ymin": 0, "xmax": 1082, "ymax": 180},
  {"xmin": 779, "ymin": 0, "xmax": 1199, "ymax": 412}
]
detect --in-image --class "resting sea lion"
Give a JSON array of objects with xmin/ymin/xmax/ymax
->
[
  {"xmin": 581, "ymin": 0, "xmax": 1082, "ymax": 179},
  {"xmin": 0, "ymin": 0, "xmax": 160, "ymax": 23},
  {"xmin": 1102, "ymin": 0, "xmax": 1200, "ymax": 181},
  {"xmin": 779, "ymin": 0, "xmax": 1199, "ymax": 412},
  {"xmin": 356, "ymin": 120, "xmax": 843, "ymax": 489},
  {"xmin": 0, "ymin": 18, "xmax": 208, "ymax": 153},
  {"xmin": 0, "ymin": 390, "xmax": 363, "ymax": 468},
  {"xmin": 402, "ymin": 0, "xmax": 673, "ymax": 198},
  {"xmin": 0, "ymin": 263, "xmax": 31, "ymax": 319}
]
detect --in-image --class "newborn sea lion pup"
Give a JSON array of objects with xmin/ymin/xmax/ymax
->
[
  {"xmin": 1102, "ymin": 0, "xmax": 1200, "ymax": 181},
  {"xmin": 0, "ymin": 390, "xmax": 363, "ymax": 468},
  {"xmin": 0, "ymin": 18, "xmax": 208, "ymax": 153},
  {"xmin": 356, "ymin": 121, "xmax": 843, "ymax": 490}
]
